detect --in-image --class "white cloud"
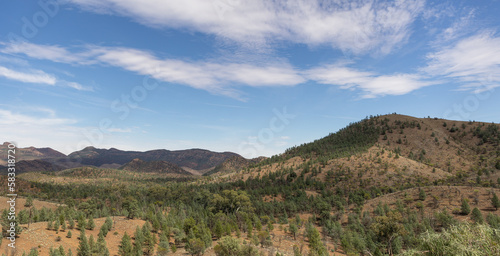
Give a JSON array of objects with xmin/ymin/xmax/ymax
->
[
  {"xmin": 0, "ymin": 109, "xmax": 77, "ymax": 126},
  {"xmin": 0, "ymin": 108, "xmax": 83, "ymax": 154},
  {"xmin": 0, "ymin": 41, "xmax": 88, "ymax": 63},
  {"xmin": 0, "ymin": 66, "xmax": 56, "ymax": 85},
  {"xmin": 106, "ymin": 127, "xmax": 132, "ymax": 133},
  {"xmin": 423, "ymin": 32, "xmax": 500, "ymax": 90},
  {"xmin": 94, "ymin": 47, "xmax": 305, "ymax": 90},
  {"xmin": 0, "ymin": 64, "xmax": 93, "ymax": 91},
  {"xmin": 306, "ymin": 64, "xmax": 435, "ymax": 98},
  {"xmin": 62, "ymin": 81, "xmax": 94, "ymax": 91},
  {"xmin": 65, "ymin": 0, "xmax": 425, "ymax": 55},
  {"xmin": 1, "ymin": 42, "xmax": 305, "ymax": 98},
  {"xmin": 3, "ymin": 41, "xmax": 445, "ymax": 98}
]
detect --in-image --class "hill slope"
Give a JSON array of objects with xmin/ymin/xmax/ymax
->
[
  {"xmin": 119, "ymin": 158, "xmax": 192, "ymax": 175},
  {"xmin": 0, "ymin": 159, "xmax": 65, "ymax": 174}
]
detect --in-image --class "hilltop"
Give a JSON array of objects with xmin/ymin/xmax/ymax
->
[{"xmin": 218, "ymin": 114, "xmax": 500, "ymax": 187}]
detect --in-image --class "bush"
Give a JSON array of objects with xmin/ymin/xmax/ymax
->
[
  {"xmin": 214, "ymin": 236, "xmax": 259, "ymax": 256},
  {"xmin": 471, "ymin": 208, "xmax": 484, "ymax": 224},
  {"xmin": 492, "ymin": 193, "xmax": 500, "ymax": 210},
  {"xmin": 418, "ymin": 189, "xmax": 426, "ymax": 201},
  {"xmin": 435, "ymin": 210, "xmax": 457, "ymax": 229},
  {"xmin": 486, "ymin": 213, "xmax": 500, "ymax": 228},
  {"xmin": 405, "ymin": 222, "xmax": 500, "ymax": 256},
  {"xmin": 461, "ymin": 199, "xmax": 471, "ymax": 215},
  {"xmin": 214, "ymin": 236, "xmax": 240, "ymax": 256}
]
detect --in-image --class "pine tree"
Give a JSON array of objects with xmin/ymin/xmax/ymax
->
[
  {"xmin": 246, "ymin": 219, "xmax": 253, "ymax": 239},
  {"xmin": 97, "ymin": 232, "xmax": 110, "ymax": 256},
  {"xmin": 54, "ymin": 219, "xmax": 60, "ymax": 233},
  {"xmin": 88, "ymin": 235, "xmax": 96, "ymax": 255},
  {"xmin": 100, "ymin": 224, "xmax": 109, "ymax": 238},
  {"xmin": 77, "ymin": 229, "xmax": 90, "ymax": 256},
  {"xmin": 156, "ymin": 233, "xmax": 170, "ymax": 256},
  {"xmin": 86, "ymin": 216, "xmax": 95, "ymax": 230},
  {"xmin": 61, "ymin": 219, "xmax": 67, "ymax": 231},
  {"xmin": 419, "ymin": 189, "xmax": 427, "ymax": 201},
  {"xmin": 68, "ymin": 217, "xmax": 75, "ymax": 229},
  {"xmin": 25, "ymin": 196, "xmax": 34, "ymax": 207},
  {"xmin": 214, "ymin": 220, "xmax": 224, "ymax": 239},
  {"xmin": 289, "ymin": 223, "xmax": 298, "ymax": 240},
  {"xmin": 119, "ymin": 232, "xmax": 133, "ymax": 256},
  {"xmin": 47, "ymin": 219, "xmax": 53, "ymax": 230},
  {"xmin": 492, "ymin": 193, "xmax": 500, "ymax": 210},
  {"xmin": 187, "ymin": 238, "xmax": 205, "ymax": 256},
  {"xmin": 306, "ymin": 223, "xmax": 327, "ymax": 256},
  {"xmin": 143, "ymin": 222, "xmax": 156, "ymax": 255},
  {"xmin": 472, "ymin": 207, "xmax": 484, "ymax": 224},
  {"xmin": 133, "ymin": 226, "xmax": 144, "ymax": 256},
  {"xmin": 77, "ymin": 215, "xmax": 86, "ymax": 230},
  {"xmin": 152, "ymin": 217, "xmax": 161, "ymax": 233},
  {"xmin": 461, "ymin": 199, "xmax": 471, "ymax": 215},
  {"xmin": 105, "ymin": 216, "xmax": 113, "ymax": 232},
  {"xmin": 67, "ymin": 230, "xmax": 72, "ymax": 238},
  {"xmin": 58, "ymin": 245, "xmax": 65, "ymax": 256}
]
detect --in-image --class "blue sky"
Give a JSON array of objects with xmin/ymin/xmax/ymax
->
[{"xmin": 1, "ymin": 0, "xmax": 500, "ymax": 157}]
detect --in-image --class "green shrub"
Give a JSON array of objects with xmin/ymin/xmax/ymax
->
[
  {"xmin": 461, "ymin": 199, "xmax": 471, "ymax": 215},
  {"xmin": 471, "ymin": 208, "xmax": 484, "ymax": 224},
  {"xmin": 403, "ymin": 222, "xmax": 500, "ymax": 256}
]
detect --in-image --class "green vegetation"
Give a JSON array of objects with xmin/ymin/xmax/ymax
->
[
  {"xmin": 259, "ymin": 116, "xmax": 382, "ymax": 165},
  {"xmin": 403, "ymin": 222, "xmax": 500, "ymax": 256},
  {"xmin": 8, "ymin": 115, "xmax": 500, "ymax": 255}
]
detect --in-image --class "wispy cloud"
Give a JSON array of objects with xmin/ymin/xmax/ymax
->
[
  {"xmin": 423, "ymin": 31, "xmax": 500, "ymax": 91},
  {"xmin": 62, "ymin": 81, "xmax": 94, "ymax": 91},
  {"xmin": 0, "ymin": 41, "xmax": 89, "ymax": 63},
  {"xmin": 1, "ymin": 42, "xmax": 305, "ymax": 98},
  {"xmin": 0, "ymin": 64, "xmax": 94, "ymax": 91},
  {"xmin": 65, "ymin": 0, "xmax": 425, "ymax": 55},
  {"xmin": 0, "ymin": 108, "xmax": 83, "ymax": 154},
  {"xmin": 305, "ymin": 64, "xmax": 435, "ymax": 98},
  {"xmin": 3, "ymin": 40, "xmax": 447, "ymax": 98},
  {"xmin": 106, "ymin": 127, "xmax": 132, "ymax": 133},
  {"xmin": 0, "ymin": 66, "xmax": 56, "ymax": 85},
  {"xmin": 0, "ymin": 109, "xmax": 77, "ymax": 126}
]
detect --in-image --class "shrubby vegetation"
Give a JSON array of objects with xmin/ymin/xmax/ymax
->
[
  {"xmin": 402, "ymin": 222, "xmax": 500, "ymax": 256},
  {"xmin": 7, "ymin": 115, "xmax": 500, "ymax": 255}
]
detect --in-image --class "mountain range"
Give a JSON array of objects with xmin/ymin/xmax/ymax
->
[{"xmin": 0, "ymin": 143, "xmax": 253, "ymax": 175}]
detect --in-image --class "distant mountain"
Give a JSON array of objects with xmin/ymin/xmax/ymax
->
[
  {"xmin": 0, "ymin": 159, "xmax": 65, "ymax": 174},
  {"xmin": 119, "ymin": 158, "xmax": 192, "ymax": 175},
  {"xmin": 66, "ymin": 146, "xmax": 241, "ymax": 170},
  {"xmin": 0, "ymin": 142, "xmax": 66, "ymax": 166}
]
